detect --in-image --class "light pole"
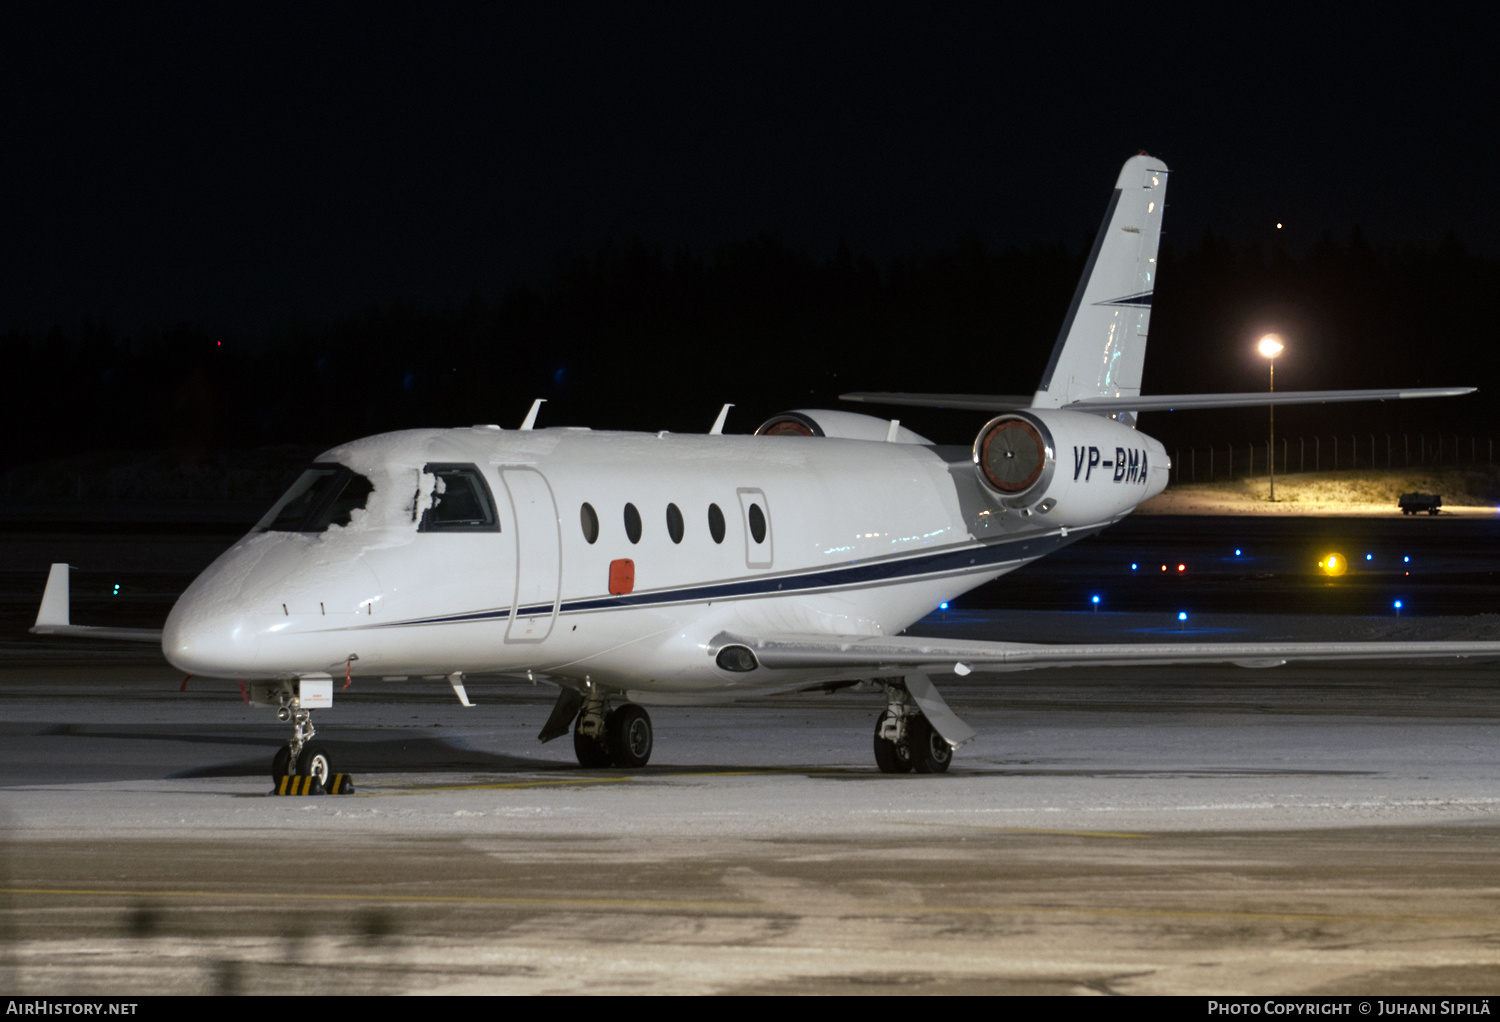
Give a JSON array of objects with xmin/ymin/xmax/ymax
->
[{"xmin": 1258, "ymin": 334, "xmax": 1284, "ymax": 500}]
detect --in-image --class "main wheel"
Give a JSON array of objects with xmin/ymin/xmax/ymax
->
[
  {"xmin": 295, "ymin": 743, "xmax": 333, "ymax": 791},
  {"xmin": 873, "ymin": 711, "xmax": 912, "ymax": 774},
  {"xmin": 573, "ymin": 718, "xmax": 612, "ymax": 768},
  {"xmin": 606, "ymin": 704, "xmax": 653, "ymax": 768},
  {"xmin": 271, "ymin": 743, "xmax": 292, "ymax": 781},
  {"xmin": 908, "ymin": 716, "xmax": 952, "ymax": 774}
]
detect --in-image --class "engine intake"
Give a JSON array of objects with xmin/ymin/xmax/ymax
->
[
  {"xmin": 754, "ymin": 409, "xmax": 932, "ymax": 444},
  {"xmin": 970, "ymin": 408, "xmax": 1170, "ymax": 524},
  {"xmin": 973, "ymin": 412, "xmax": 1056, "ymax": 508}
]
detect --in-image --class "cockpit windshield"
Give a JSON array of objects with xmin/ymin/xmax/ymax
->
[{"xmin": 256, "ymin": 464, "xmax": 374, "ymax": 532}]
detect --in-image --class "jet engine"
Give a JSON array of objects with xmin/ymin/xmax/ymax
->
[
  {"xmin": 755, "ymin": 409, "xmax": 932, "ymax": 444},
  {"xmin": 972, "ymin": 409, "xmax": 1168, "ymax": 525}
]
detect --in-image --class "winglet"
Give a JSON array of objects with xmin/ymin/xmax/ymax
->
[
  {"xmin": 35, "ymin": 563, "xmax": 70, "ymax": 629},
  {"xmin": 709, "ymin": 403, "xmax": 734, "ymax": 435},
  {"xmin": 519, "ymin": 398, "xmax": 547, "ymax": 431},
  {"xmin": 448, "ymin": 671, "xmax": 475, "ymax": 707}
]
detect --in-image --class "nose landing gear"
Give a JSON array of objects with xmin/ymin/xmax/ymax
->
[{"xmin": 270, "ymin": 696, "xmax": 338, "ymax": 789}]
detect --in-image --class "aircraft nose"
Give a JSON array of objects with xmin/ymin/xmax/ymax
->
[{"xmin": 162, "ymin": 591, "xmax": 262, "ymax": 677}]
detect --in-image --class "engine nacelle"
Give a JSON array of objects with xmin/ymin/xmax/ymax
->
[
  {"xmin": 972, "ymin": 409, "xmax": 1168, "ymax": 525},
  {"xmin": 755, "ymin": 409, "xmax": 932, "ymax": 444}
]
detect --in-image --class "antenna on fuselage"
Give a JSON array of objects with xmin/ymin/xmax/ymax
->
[
  {"xmin": 709, "ymin": 403, "xmax": 734, "ymax": 435},
  {"xmin": 519, "ymin": 398, "xmax": 546, "ymax": 430}
]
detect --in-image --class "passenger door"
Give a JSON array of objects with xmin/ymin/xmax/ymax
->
[{"xmin": 500, "ymin": 467, "xmax": 562, "ymax": 642}]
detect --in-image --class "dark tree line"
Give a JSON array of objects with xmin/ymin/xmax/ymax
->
[{"xmin": 4, "ymin": 229, "xmax": 1496, "ymax": 475}]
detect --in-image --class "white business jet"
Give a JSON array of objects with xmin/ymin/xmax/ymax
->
[{"xmin": 33, "ymin": 153, "xmax": 1494, "ymax": 786}]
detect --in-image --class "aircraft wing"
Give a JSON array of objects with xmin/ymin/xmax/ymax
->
[
  {"xmin": 29, "ymin": 563, "xmax": 164, "ymax": 644},
  {"xmin": 839, "ymin": 387, "xmax": 1475, "ymax": 414},
  {"xmin": 720, "ymin": 631, "xmax": 1500, "ymax": 674}
]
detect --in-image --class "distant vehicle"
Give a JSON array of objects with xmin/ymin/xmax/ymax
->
[
  {"xmin": 30, "ymin": 154, "xmax": 1495, "ymax": 785},
  {"xmin": 1399, "ymin": 492, "xmax": 1443, "ymax": 515}
]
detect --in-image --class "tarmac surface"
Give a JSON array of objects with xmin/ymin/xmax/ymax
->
[{"xmin": 3, "ymin": 517, "xmax": 1500, "ymax": 994}]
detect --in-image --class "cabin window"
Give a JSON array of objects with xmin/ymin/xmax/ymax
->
[
  {"xmin": 257, "ymin": 464, "xmax": 374, "ymax": 533},
  {"xmin": 623, "ymin": 502, "xmax": 642, "ymax": 544},
  {"xmin": 666, "ymin": 503, "xmax": 684, "ymax": 544},
  {"xmin": 580, "ymin": 502, "xmax": 599, "ymax": 544},
  {"xmin": 748, "ymin": 503, "xmax": 767, "ymax": 544},
  {"xmin": 707, "ymin": 503, "xmax": 726, "ymax": 544},
  {"xmin": 419, "ymin": 464, "xmax": 500, "ymax": 532}
]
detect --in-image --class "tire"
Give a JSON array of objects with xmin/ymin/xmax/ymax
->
[
  {"xmin": 271, "ymin": 743, "xmax": 292, "ymax": 781},
  {"xmin": 606, "ymin": 704, "xmax": 653, "ymax": 768},
  {"xmin": 295, "ymin": 743, "xmax": 332, "ymax": 792},
  {"xmin": 908, "ymin": 716, "xmax": 952, "ymax": 774},
  {"xmin": 873, "ymin": 711, "xmax": 912, "ymax": 774},
  {"xmin": 573, "ymin": 719, "xmax": 612, "ymax": 768}
]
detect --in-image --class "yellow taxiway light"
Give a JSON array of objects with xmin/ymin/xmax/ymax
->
[{"xmin": 1319, "ymin": 553, "xmax": 1349, "ymax": 577}]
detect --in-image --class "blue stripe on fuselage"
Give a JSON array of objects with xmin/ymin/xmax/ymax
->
[{"xmin": 364, "ymin": 525, "xmax": 1100, "ymax": 630}]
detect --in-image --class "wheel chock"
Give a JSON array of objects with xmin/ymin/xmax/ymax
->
[{"xmin": 272, "ymin": 774, "xmax": 356, "ymax": 796}]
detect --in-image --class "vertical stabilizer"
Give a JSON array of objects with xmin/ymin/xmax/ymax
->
[{"xmin": 1032, "ymin": 154, "xmax": 1169, "ymax": 423}]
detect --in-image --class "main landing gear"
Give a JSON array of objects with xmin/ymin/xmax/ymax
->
[
  {"xmin": 873, "ymin": 684, "xmax": 952, "ymax": 774},
  {"xmin": 572, "ymin": 686, "xmax": 653, "ymax": 769},
  {"xmin": 270, "ymin": 696, "xmax": 336, "ymax": 790}
]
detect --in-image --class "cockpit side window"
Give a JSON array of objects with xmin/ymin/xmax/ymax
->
[
  {"xmin": 419, "ymin": 463, "xmax": 500, "ymax": 532},
  {"xmin": 257, "ymin": 464, "xmax": 374, "ymax": 533}
]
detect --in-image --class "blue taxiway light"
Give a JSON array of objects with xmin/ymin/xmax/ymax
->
[
  {"xmin": 1091, "ymin": 595, "xmax": 1100, "ymax": 604},
  {"xmin": 1365, "ymin": 553, "xmax": 1373, "ymax": 561},
  {"xmin": 1178, "ymin": 611, "xmax": 1188, "ymax": 621},
  {"xmin": 1234, "ymin": 549, "xmax": 1242, "ymax": 556},
  {"xmin": 1394, "ymin": 600, "xmax": 1403, "ymax": 609},
  {"xmin": 939, "ymin": 602, "xmax": 948, "ymax": 610},
  {"xmin": 1404, "ymin": 556, "xmax": 1410, "ymax": 563}
]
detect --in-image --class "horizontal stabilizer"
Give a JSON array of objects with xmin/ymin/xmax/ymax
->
[
  {"xmin": 1065, "ymin": 387, "xmax": 1476, "ymax": 412},
  {"xmin": 841, "ymin": 387, "xmax": 1475, "ymax": 414},
  {"xmin": 840, "ymin": 392, "xmax": 1034, "ymax": 411}
]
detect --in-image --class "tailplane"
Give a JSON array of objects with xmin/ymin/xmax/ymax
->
[{"xmin": 840, "ymin": 154, "xmax": 1476, "ymax": 418}]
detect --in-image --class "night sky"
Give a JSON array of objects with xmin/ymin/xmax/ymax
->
[{"xmin": 4, "ymin": 4, "xmax": 1495, "ymax": 336}]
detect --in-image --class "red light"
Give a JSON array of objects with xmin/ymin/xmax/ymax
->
[
  {"xmin": 1177, "ymin": 564, "xmax": 1185, "ymax": 572},
  {"xmin": 1160, "ymin": 565, "xmax": 1167, "ymax": 571}
]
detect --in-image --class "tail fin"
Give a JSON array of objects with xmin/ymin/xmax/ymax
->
[{"xmin": 1031, "ymin": 153, "xmax": 1169, "ymax": 424}]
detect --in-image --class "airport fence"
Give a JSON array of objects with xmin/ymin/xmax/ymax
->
[{"xmin": 1169, "ymin": 433, "xmax": 1496, "ymax": 485}]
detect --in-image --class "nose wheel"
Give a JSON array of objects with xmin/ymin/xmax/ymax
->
[{"xmin": 269, "ymin": 697, "xmax": 337, "ymax": 787}]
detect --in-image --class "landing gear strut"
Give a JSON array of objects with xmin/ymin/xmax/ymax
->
[
  {"xmin": 271, "ymin": 695, "xmax": 336, "ymax": 788},
  {"xmin": 873, "ymin": 683, "xmax": 951, "ymax": 774},
  {"xmin": 571, "ymin": 684, "xmax": 653, "ymax": 768}
]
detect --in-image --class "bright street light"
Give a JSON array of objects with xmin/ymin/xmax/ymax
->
[{"xmin": 1259, "ymin": 335, "xmax": 1283, "ymax": 500}]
